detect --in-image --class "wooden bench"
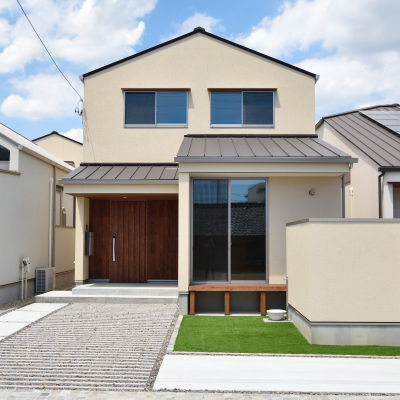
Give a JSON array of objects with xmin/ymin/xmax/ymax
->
[{"xmin": 188, "ymin": 284, "xmax": 286, "ymax": 315}]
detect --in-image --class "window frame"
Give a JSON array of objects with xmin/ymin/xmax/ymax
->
[
  {"xmin": 210, "ymin": 90, "xmax": 275, "ymax": 128},
  {"xmin": 124, "ymin": 91, "xmax": 188, "ymax": 128},
  {"xmin": 190, "ymin": 178, "xmax": 269, "ymax": 284}
]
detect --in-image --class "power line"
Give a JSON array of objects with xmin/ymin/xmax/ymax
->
[{"xmin": 16, "ymin": 0, "xmax": 82, "ymax": 101}]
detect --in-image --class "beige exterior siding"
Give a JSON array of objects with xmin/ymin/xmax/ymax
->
[
  {"xmin": 178, "ymin": 161, "xmax": 345, "ymax": 287},
  {"xmin": 287, "ymin": 219, "xmax": 400, "ymax": 323},
  {"xmin": 0, "ymin": 150, "xmax": 75, "ymax": 304},
  {"xmin": 34, "ymin": 134, "xmax": 83, "ymax": 168},
  {"xmin": 269, "ymin": 176, "xmax": 341, "ymax": 283},
  {"xmin": 82, "ymin": 33, "xmax": 316, "ymax": 164},
  {"xmin": 317, "ymin": 122, "xmax": 379, "ymax": 218}
]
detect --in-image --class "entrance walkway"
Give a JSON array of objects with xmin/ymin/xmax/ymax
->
[
  {"xmin": 0, "ymin": 303, "xmax": 178, "ymax": 390},
  {"xmin": 154, "ymin": 354, "xmax": 400, "ymax": 394},
  {"xmin": 35, "ymin": 282, "xmax": 178, "ymax": 304}
]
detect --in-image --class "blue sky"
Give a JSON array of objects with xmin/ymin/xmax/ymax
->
[{"xmin": 0, "ymin": 0, "xmax": 399, "ymax": 142}]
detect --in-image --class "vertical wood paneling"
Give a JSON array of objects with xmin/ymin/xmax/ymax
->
[
  {"xmin": 110, "ymin": 201, "xmax": 146, "ymax": 283},
  {"xmin": 147, "ymin": 199, "xmax": 178, "ymax": 280},
  {"xmin": 89, "ymin": 199, "xmax": 110, "ymax": 280}
]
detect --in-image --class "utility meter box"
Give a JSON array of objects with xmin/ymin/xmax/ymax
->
[{"xmin": 85, "ymin": 232, "xmax": 94, "ymax": 256}]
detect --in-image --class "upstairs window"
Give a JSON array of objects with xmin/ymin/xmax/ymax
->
[
  {"xmin": 211, "ymin": 91, "xmax": 274, "ymax": 127},
  {"xmin": 0, "ymin": 145, "xmax": 10, "ymax": 170},
  {"xmin": 125, "ymin": 91, "xmax": 188, "ymax": 127}
]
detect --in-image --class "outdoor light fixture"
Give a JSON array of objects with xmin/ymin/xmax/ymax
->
[{"xmin": 309, "ymin": 188, "xmax": 315, "ymax": 196}]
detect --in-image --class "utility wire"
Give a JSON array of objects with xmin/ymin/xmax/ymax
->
[{"xmin": 16, "ymin": 0, "xmax": 83, "ymax": 101}]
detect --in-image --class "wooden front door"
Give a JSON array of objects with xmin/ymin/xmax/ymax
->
[{"xmin": 110, "ymin": 201, "xmax": 146, "ymax": 283}]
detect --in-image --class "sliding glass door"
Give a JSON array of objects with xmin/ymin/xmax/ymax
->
[
  {"xmin": 193, "ymin": 180, "xmax": 229, "ymax": 281},
  {"xmin": 192, "ymin": 179, "xmax": 267, "ymax": 283}
]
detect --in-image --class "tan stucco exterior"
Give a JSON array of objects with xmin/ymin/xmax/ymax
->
[
  {"xmin": 34, "ymin": 134, "xmax": 83, "ymax": 168},
  {"xmin": 287, "ymin": 219, "xmax": 400, "ymax": 322},
  {"xmin": 317, "ymin": 121, "xmax": 379, "ymax": 218},
  {"xmin": 178, "ymin": 162, "xmax": 344, "ymax": 287},
  {"xmin": 0, "ymin": 147, "xmax": 75, "ymax": 304},
  {"xmin": 82, "ymin": 33, "xmax": 316, "ymax": 164}
]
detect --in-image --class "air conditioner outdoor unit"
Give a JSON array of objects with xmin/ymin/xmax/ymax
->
[{"xmin": 36, "ymin": 268, "xmax": 55, "ymax": 293}]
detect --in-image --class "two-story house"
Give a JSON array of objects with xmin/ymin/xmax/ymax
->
[{"xmin": 60, "ymin": 27, "xmax": 356, "ymax": 314}]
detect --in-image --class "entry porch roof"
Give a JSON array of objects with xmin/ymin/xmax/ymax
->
[
  {"xmin": 175, "ymin": 135, "xmax": 357, "ymax": 164},
  {"xmin": 59, "ymin": 163, "xmax": 179, "ymax": 185}
]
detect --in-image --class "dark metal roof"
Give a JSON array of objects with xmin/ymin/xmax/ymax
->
[
  {"xmin": 60, "ymin": 163, "xmax": 178, "ymax": 184},
  {"xmin": 175, "ymin": 135, "xmax": 356, "ymax": 163},
  {"xmin": 33, "ymin": 131, "xmax": 83, "ymax": 146},
  {"xmin": 82, "ymin": 27, "xmax": 317, "ymax": 79},
  {"xmin": 321, "ymin": 105, "xmax": 400, "ymax": 167}
]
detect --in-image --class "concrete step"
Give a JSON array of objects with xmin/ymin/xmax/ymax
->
[
  {"xmin": 35, "ymin": 291, "xmax": 178, "ymax": 304},
  {"xmin": 72, "ymin": 283, "xmax": 178, "ymax": 297}
]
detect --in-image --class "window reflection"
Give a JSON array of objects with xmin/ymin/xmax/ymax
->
[
  {"xmin": 231, "ymin": 180, "xmax": 266, "ymax": 281},
  {"xmin": 193, "ymin": 180, "xmax": 228, "ymax": 281}
]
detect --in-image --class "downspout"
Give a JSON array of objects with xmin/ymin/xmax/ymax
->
[
  {"xmin": 48, "ymin": 176, "xmax": 54, "ymax": 269},
  {"xmin": 341, "ymin": 174, "xmax": 345, "ymax": 218},
  {"xmin": 52, "ymin": 166, "xmax": 56, "ymax": 270},
  {"xmin": 378, "ymin": 172, "xmax": 385, "ymax": 218}
]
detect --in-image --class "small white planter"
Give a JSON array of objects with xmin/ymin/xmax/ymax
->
[{"xmin": 267, "ymin": 309, "xmax": 286, "ymax": 321}]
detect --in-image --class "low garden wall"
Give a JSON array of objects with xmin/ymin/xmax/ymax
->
[{"xmin": 286, "ymin": 218, "xmax": 400, "ymax": 346}]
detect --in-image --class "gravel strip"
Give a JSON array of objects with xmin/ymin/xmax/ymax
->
[
  {"xmin": 0, "ymin": 303, "xmax": 178, "ymax": 391},
  {"xmin": 1, "ymin": 388, "xmax": 400, "ymax": 398}
]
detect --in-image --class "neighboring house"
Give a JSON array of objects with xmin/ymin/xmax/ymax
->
[
  {"xmin": 316, "ymin": 104, "xmax": 400, "ymax": 218},
  {"xmin": 33, "ymin": 131, "xmax": 83, "ymax": 168},
  {"xmin": 60, "ymin": 27, "xmax": 356, "ymax": 314},
  {"xmin": 0, "ymin": 123, "xmax": 75, "ymax": 305}
]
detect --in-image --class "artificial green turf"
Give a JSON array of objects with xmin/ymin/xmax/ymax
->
[{"xmin": 174, "ymin": 316, "xmax": 400, "ymax": 356}]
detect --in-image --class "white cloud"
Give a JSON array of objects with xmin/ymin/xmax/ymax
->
[
  {"xmin": 60, "ymin": 127, "xmax": 83, "ymax": 143},
  {"xmin": 161, "ymin": 12, "xmax": 224, "ymax": 42},
  {"xmin": 0, "ymin": 73, "xmax": 83, "ymax": 120},
  {"xmin": 235, "ymin": 0, "xmax": 400, "ymax": 117},
  {"xmin": 0, "ymin": 0, "xmax": 157, "ymax": 72}
]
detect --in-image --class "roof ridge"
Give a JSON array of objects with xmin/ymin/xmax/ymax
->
[
  {"xmin": 81, "ymin": 29, "xmax": 317, "ymax": 79},
  {"xmin": 322, "ymin": 104, "xmax": 400, "ymax": 120}
]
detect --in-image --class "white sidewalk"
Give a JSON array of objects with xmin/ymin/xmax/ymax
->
[
  {"xmin": 0, "ymin": 303, "xmax": 67, "ymax": 340},
  {"xmin": 154, "ymin": 354, "xmax": 400, "ymax": 394}
]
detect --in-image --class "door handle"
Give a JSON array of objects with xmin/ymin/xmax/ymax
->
[{"xmin": 112, "ymin": 233, "xmax": 116, "ymax": 262}]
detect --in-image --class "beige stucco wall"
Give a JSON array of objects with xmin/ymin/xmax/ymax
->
[
  {"xmin": 82, "ymin": 33, "xmax": 316, "ymax": 164},
  {"xmin": 317, "ymin": 122, "xmax": 379, "ymax": 218},
  {"xmin": 287, "ymin": 219, "xmax": 400, "ymax": 322},
  {"xmin": 54, "ymin": 227, "xmax": 75, "ymax": 275},
  {"xmin": 0, "ymin": 150, "xmax": 74, "ymax": 293},
  {"xmin": 74, "ymin": 197, "xmax": 90, "ymax": 282},
  {"xmin": 34, "ymin": 135, "xmax": 83, "ymax": 168},
  {"xmin": 269, "ymin": 176, "xmax": 341, "ymax": 283},
  {"xmin": 178, "ymin": 163, "xmax": 345, "ymax": 290}
]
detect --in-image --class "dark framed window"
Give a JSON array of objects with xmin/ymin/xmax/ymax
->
[
  {"xmin": 0, "ymin": 145, "xmax": 10, "ymax": 161},
  {"xmin": 192, "ymin": 179, "xmax": 267, "ymax": 283},
  {"xmin": 211, "ymin": 91, "xmax": 274, "ymax": 127},
  {"xmin": 125, "ymin": 91, "xmax": 188, "ymax": 126}
]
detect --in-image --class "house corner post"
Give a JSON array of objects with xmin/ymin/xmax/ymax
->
[
  {"xmin": 74, "ymin": 197, "xmax": 90, "ymax": 285},
  {"xmin": 178, "ymin": 172, "xmax": 190, "ymax": 315}
]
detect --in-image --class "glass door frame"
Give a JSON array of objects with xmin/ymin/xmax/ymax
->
[{"xmin": 190, "ymin": 177, "xmax": 269, "ymax": 284}]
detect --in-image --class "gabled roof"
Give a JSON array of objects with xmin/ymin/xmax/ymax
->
[
  {"xmin": 317, "ymin": 104, "xmax": 400, "ymax": 167},
  {"xmin": 33, "ymin": 131, "xmax": 83, "ymax": 146},
  {"xmin": 175, "ymin": 134, "xmax": 356, "ymax": 163},
  {"xmin": 81, "ymin": 27, "xmax": 317, "ymax": 79},
  {"xmin": 0, "ymin": 123, "xmax": 74, "ymax": 172}
]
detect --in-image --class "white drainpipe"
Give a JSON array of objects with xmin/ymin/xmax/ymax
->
[{"xmin": 48, "ymin": 177, "xmax": 54, "ymax": 269}]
